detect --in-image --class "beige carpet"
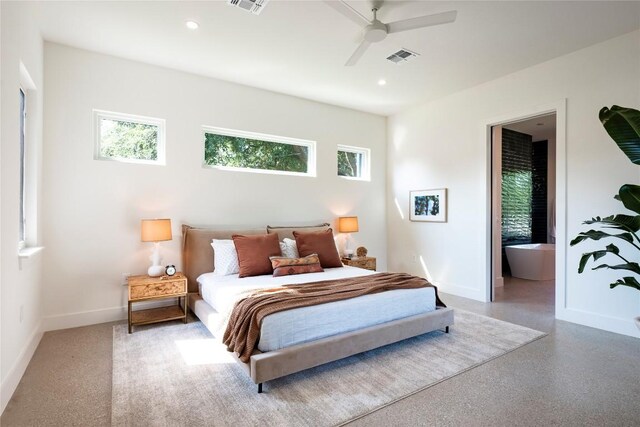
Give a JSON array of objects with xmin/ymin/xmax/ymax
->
[{"xmin": 112, "ymin": 310, "xmax": 545, "ymax": 426}]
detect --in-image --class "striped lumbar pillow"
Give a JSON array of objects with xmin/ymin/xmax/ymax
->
[{"xmin": 270, "ymin": 253, "xmax": 324, "ymax": 277}]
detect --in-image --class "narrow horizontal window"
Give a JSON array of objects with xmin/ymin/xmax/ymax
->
[
  {"xmin": 203, "ymin": 127, "xmax": 316, "ymax": 177},
  {"xmin": 337, "ymin": 145, "xmax": 370, "ymax": 181},
  {"xmin": 94, "ymin": 110, "xmax": 165, "ymax": 165}
]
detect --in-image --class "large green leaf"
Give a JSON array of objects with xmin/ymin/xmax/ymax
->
[
  {"xmin": 578, "ymin": 251, "xmax": 605, "ymax": 273},
  {"xmin": 618, "ymin": 184, "xmax": 640, "ymax": 215},
  {"xmin": 599, "ymin": 106, "xmax": 640, "ymax": 165},
  {"xmin": 577, "ymin": 243, "xmax": 620, "ymax": 273},
  {"xmin": 609, "ymin": 276, "xmax": 640, "ymax": 291},
  {"xmin": 604, "ymin": 243, "xmax": 620, "ymax": 254},
  {"xmin": 593, "ymin": 262, "xmax": 640, "ymax": 275},
  {"xmin": 583, "ymin": 214, "xmax": 640, "ymax": 233},
  {"xmin": 570, "ymin": 229, "xmax": 634, "ymax": 246}
]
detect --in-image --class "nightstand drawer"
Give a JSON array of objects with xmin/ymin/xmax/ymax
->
[{"xmin": 128, "ymin": 274, "xmax": 187, "ymax": 300}]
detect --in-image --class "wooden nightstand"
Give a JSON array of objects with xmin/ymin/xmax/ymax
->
[
  {"xmin": 342, "ymin": 257, "xmax": 377, "ymax": 271},
  {"xmin": 128, "ymin": 273, "xmax": 188, "ymax": 333}
]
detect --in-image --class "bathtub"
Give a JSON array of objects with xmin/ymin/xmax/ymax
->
[{"xmin": 505, "ymin": 243, "xmax": 555, "ymax": 281}]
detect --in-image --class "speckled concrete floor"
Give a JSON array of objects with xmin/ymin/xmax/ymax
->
[{"xmin": 2, "ymin": 277, "xmax": 639, "ymax": 426}]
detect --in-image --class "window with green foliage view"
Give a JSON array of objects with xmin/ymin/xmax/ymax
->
[
  {"xmin": 204, "ymin": 129, "xmax": 314, "ymax": 176},
  {"xmin": 337, "ymin": 145, "xmax": 370, "ymax": 180},
  {"xmin": 95, "ymin": 111, "xmax": 165, "ymax": 164}
]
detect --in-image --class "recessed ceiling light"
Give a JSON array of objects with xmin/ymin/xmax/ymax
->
[
  {"xmin": 185, "ymin": 20, "xmax": 200, "ymax": 30},
  {"xmin": 378, "ymin": 79, "xmax": 387, "ymax": 86}
]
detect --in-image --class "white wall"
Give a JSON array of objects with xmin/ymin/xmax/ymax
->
[
  {"xmin": 387, "ymin": 30, "xmax": 640, "ymax": 338},
  {"xmin": 42, "ymin": 43, "xmax": 387, "ymax": 330},
  {"xmin": 0, "ymin": 1, "xmax": 45, "ymax": 412}
]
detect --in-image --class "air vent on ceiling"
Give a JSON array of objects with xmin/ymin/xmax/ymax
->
[
  {"xmin": 386, "ymin": 48, "xmax": 420, "ymax": 64},
  {"xmin": 227, "ymin": 0, "xmax": 269, "ymax": 15}
]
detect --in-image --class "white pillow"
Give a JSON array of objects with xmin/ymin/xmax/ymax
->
[
  {"xmin": 281, "ymin": 238, "xmax": 299, "ymax": 258},
  {"xmin": 211, "ymin": 239, "xmax": 239, "ymax": 276}
]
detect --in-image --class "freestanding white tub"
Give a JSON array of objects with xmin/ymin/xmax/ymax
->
[{"xmin": 505, "ymin": 243, "xmax": 555, "ymax": 281}]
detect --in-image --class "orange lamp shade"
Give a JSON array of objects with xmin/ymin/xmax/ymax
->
[
  {"xmin": 141, "ymin": 219, "xmax": 172, "ymax": 242},
  {"xmin": 338, "ymin": 216, "xmax": 359, "ymax": 233}
]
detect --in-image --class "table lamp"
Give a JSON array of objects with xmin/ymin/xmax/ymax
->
[
  {"xmin": 141, "ymin": 218, "xmax": 172, "ymax": 277},
  {"xmin": 338, "ymin": 216, "xmax": 359, "ymax": 258}
]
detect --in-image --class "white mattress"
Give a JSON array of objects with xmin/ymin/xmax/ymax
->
[{"xmin": 197, "ymin": 266, "xmax": 436, "ymax": 352}]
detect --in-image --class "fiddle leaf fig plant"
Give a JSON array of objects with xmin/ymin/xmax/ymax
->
[{"xmin": 570, "ymin": 106, "xmax": 640, "ymax": 292}]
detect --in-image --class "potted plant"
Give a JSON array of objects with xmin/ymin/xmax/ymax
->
[{"xmin": 570, "ymin": 105, "xmax": 640, "ymax": 330}]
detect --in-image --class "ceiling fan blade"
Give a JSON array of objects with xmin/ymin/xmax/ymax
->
[
  {"xmin": 323, "ymin": 0, "xmax": 371, "ymax": 27},
  {"xmin": 345, "ymin": 39, "xmax": 371, "ymax": 66},
  {"xmin": 386, "ymin": 10, "xmax": 457, "ymax": 34}
]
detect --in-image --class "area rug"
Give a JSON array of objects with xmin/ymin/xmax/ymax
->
[{"xmin": 112, "ymin": 310, "xmax": 545, "ymax": 426}]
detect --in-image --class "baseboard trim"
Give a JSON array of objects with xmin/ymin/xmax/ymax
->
[
  {"xmin": 557, "ymin": 307, "xmax": 640, "ymax": 338},
  {"xmin": 1, "ymin": 321, "xmax": 43, "ymax": 415},
  {"xmin": 42, "ymin": 299, "xmax": 178, "ymax": 332},
  {"xmin": 436, "ymin": 282, "xmax": 487, "ymax": 302},
  {"xmin": 42, "ymin": 306, "xmax": 127, "ymax": 332}
]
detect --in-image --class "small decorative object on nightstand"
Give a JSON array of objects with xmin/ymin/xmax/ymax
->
[
  {"xmin": 165, "ymin": 264, "xmax": 176, "ymax": 276},
  {"xmin": 128, "ymin": 272, "xmax": 188, "ymax": 333},
  {"xmin": 356, "ymin": 246, "xmax": 368, "ymax": 257},
  {"xmin": 342, "ymin": 256, "xmax": 376, "ymax": 271}
]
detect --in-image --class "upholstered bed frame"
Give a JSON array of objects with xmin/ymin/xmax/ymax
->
[{"xmin": 182, "ymin": 224, "xmax": 455, "ymax": 393}]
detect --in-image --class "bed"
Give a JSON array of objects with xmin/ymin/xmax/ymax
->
[{"xmin": 182, "ymin": 224, "xmax": 454, "ymax": 392}]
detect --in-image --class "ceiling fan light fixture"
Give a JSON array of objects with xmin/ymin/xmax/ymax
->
[{"xmin": 364, "ymin": 20, "xmax": 388, "ymax": 42}]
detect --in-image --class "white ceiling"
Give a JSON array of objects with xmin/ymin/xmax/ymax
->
[
  {"xmin": 504, "ymin": 113, "xmax": 556, "ymax": 142},
  {"xmin": 33, "ymin": 1, "xmax": 640, "ymax": 116}
]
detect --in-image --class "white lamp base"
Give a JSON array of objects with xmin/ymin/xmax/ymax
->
[
  {"xmin": 343, "ymin": 233, "xmax": 354, "ymax": 258},
  {"xmin": 148, "ymin": 242, "xmax": 164, "ymax": 277},
  {"xmin": 148, "ymin": 265, "xmax": 164, "ymax": 277}
]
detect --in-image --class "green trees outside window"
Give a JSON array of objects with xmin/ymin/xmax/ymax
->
[
  {"xmin": 204, "ymin": 132, "xmax": 310, "ymax": 174},
  {"xmin": 338, "ymin": 150, "xmax": 362, "ymax": 177},
  {"xmin": 502, "ymin": 170, "xmax": 533, "ymax": 244},
  {"xmin": 95, "ymin": 111, "xmax": 164, "ymax": 164},
  {"xmin": 337, "ymin": 146, "xmax": 369, "ymax": 180},
  {"xmin": 99, "ymin": 118, "xmax": 158, "ymax": 161}
]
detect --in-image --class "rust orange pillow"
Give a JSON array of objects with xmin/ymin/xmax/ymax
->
[
  {"xmin": 232, "ymin": 233, "xmax": 281, "ymax": 278},
  {"xmin": 270, "ymin": 254, "xmax": 324, "ymax": 277},
  {"xmin": 293, "ymin": 229, "xmax": 343, "ymax": 268}
]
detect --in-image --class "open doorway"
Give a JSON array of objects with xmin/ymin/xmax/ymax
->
[{"xmin": 491, "ymin": 113, "xmax": 556, "ymax": 311}]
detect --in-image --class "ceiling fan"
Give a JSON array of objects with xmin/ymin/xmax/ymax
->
[{"xmin": 323, "ymin": 0, "xmax": 457, "ymax": 66}]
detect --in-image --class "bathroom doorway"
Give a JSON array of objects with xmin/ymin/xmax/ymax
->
[{"xmin": 490, "ymin": 113, "xmax": 557, "ymax": 311}]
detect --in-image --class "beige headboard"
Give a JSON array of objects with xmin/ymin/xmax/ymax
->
[
  {"xmin": 182, "ymin": 225, "xmax": 265, "ymax": 292},
  {"xmin": 182, "ymin": 222, "xmax": 331, "ymax": 293},
  {"xmin": 266, "ymin": 223, "xmax": 330, "ymax": 241}
]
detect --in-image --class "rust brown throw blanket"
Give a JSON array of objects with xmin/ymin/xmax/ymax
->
[{"xmin": 223, "ymin": 272, "xmax": 446, "ymax": 363}]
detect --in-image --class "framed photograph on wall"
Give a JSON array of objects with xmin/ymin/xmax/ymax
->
[{"xmin": 410, "ymin": 188, "xmax": 447, "ymax": 222}]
